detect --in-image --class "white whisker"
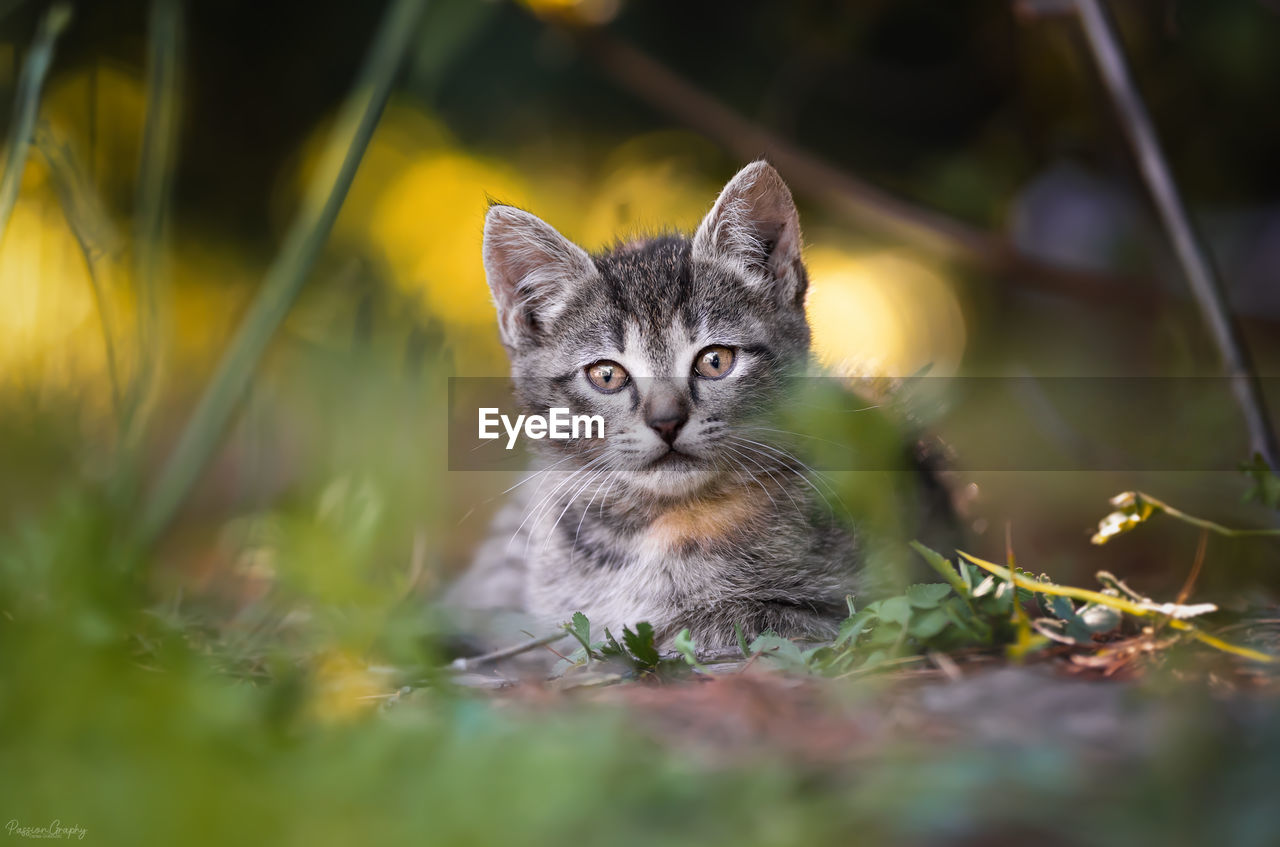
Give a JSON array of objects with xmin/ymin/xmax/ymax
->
[
  {"xmin": 540, "ymin": 466, "xmax": 611, "ymax": 557},
  {"xmin": 721, "ymin": 443, "xmax": 792, "ymax": 515},
  {"xmin": 597, "ymin": 470, "xmax": 624, "ymax": 518},
  {"xmin": 571, "ymin": 469, "xmax": 619, "ymax": 567},
  {"xmin": 501, "ymin": 454, "xmax": 575, "ymax": 496},
  {"xmin": 729, "ymin": 436, "xmax": 848, "ymax": 518},
  {"xmin": 507, "ymin": 454, "xmax": 608, "ymax": 553}
]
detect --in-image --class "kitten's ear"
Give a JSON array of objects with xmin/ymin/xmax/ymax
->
[
  {"xmin": 692, "ymin": 161, "xmax": 806, "ymax": 307},
  {"xmin": 483, "ymin": 205, "xmax": 596, "ymax": 348}
]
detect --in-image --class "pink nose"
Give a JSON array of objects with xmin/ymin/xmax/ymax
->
[{"xmin": 648, "ymin": 414, "xmax": 686, "ymax": 445}]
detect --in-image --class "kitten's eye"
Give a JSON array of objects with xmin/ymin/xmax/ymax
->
[
  {"xmin": 693, "ymin": 345, "xmax": 736, "ymax": 379},
  {"xmin": 585, "ymin": 360, "xmax": 630, "ymax": 393}
]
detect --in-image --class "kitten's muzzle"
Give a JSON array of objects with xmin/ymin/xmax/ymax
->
[{"xmin": 645, "ymin": 396, "xmax": 689, "ymax": 446}]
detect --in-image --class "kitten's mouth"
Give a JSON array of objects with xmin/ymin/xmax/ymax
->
[{"xmin": 647, "ymin": 448, "xmax": 698, "ymax": 469}]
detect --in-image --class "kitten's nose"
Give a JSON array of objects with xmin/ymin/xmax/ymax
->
[{"xmin": 645, "ymin": 396, "xmax": 688, "ymax": 446}]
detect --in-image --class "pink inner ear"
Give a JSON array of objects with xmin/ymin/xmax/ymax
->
[
  {"xmin": 693, "ymin": 162, "xmax": 805, "ymax": 301},
  {"xmin": 483, "ymin": 206, "xmax": 595, "ymax": 345}
]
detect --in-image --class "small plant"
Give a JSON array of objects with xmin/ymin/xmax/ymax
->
[
  {"xmin": 562, "ymin": 612, "xmax": 665, "ymax": 673},
  {"xmin": 732, "ymin": 538, "xmax": 1275, "ymax": 677},
  {"xmin": 1241, "ymin": 454, "xmax": 1280, "ymax": 509},
  {"xmin": 739, "ymin": 544, "xmax": 1031, "ymax": 676},
  {"xmin": 1092, "ymin": 489, "xmax": 1280, "ymax": 545},
  {"xmin": 549, "ymin": 483, "xmax": 1280, "ymax": 680}
]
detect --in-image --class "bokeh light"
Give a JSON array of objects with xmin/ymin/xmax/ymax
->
[
  {"xmin": 806, "ymin": 248, "xmax": 967, "ymax": 378},
  {"xmin": 0, "ymin": 163, "xmax": 114, "ymax": 406}
]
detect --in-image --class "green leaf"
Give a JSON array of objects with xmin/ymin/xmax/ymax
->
[
  {"xmin": 909, "ymin": 541, "xmax": 969, "ymax": 597},
  {"xmin": 1034, "ymin": 576, "xmax": 1076, "ymax": 620},
  {"xmin": 1062, "ymin": 617, "xmax": 1097, "ymax": 643},
  {"xmin": 747, "ymin": 633, "xmax": 808, "ymax": 670},
  {"xmin": 979, "ymin": 586, "xmax": 1013, "ymax": 616},
  {"xmin": 563, "ymin": 611, "xmax": 595, "ymax": 659},
  {"xmin": 571, "ymin": 611, "xmax": 590, "ymax": 644},
  {"xmin": 804, "ymin": 646, "xmax": 841, "ymax": 674},
  {"xmin": 907, "ymin": 607, "xmax": 951, "ymax": 640},
  {"xmin": 1241, "ymin": 453, "xmax": 1280, "ymax": 509},
  {"xmin": 1047, "ymin": 594, "xmax": 1076, "ymax": 620},
  {"xmin": 834, "ymin": 608, "xmax": 874, "ymax": 647},
  {"xmin": 733, "ymin": 621, "xmax": 751, "ymax": 658},
  {"xmin": 1079, "ymin": 604, "xmax": 1123, "ymax": 633},
  {"xmin": 622, "ymin": 622, "xmax": 661, "ymax": 669},
  {"xmin": 877, "ymin": 596, "xmax": 912, "ymax": 628},
  {"xmin": 816, "ymin": 647, "xmax": 858, "ymax": 676},
  {"xmin": 672, "ymin": 628, "xmax": 704, "ymax": 670},
  {"xmin": 943, "ymin": 596, "xmax": 991, "ymax": 642},
  {"xmin": 905, "ymin": 583, "xmax": 951, "ymax": 609},
  {"xmin": 1012, "ymin": 568, "xmax": 1038, "ymax": 604},
  {"xmin": 864, "ymin": 621, "xmax": 903, "ymax": 647},
  {"xmin": 601, "ymin": 627, "xmax": 625, "ymax": 657},
  {"xmin": 861, "ymin": 650, "xmax": 888, "ymax": 669}
]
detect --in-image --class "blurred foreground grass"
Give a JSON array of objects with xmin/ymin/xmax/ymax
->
[{"xmin": 6, "ymin": 485, "xmax": 1280, "ymax": 847}]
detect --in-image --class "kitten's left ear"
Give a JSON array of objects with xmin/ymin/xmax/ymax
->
[{"xmin": 692, "ymin": 161, "xmax": 806, "ymax": 307}]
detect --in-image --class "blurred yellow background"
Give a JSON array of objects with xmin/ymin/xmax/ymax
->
[{"xmin": 1, "ymin": 68, "xmax": 968, "ymax": 416}]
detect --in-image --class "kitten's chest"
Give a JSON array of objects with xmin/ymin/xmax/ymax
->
[
  {"xmin": 548, "ymin": 484, "xmax": 773, "ymax": 575},
  {"xmin": 525, "ymin": 490, "xmax": 787, "ymax": 628},
  {"xmin": 530, "ymin": 529, "xmax": 735, "ymax": 635}
]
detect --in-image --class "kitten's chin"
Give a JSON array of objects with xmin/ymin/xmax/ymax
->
[{"xmin": 625, "ymin": 463, "xmax": 721, "ymax": 499}]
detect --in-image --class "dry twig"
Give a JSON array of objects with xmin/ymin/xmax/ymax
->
[{"xmin": 1070, "ymin": 0, "xmax": 1280, "ymax": 470}]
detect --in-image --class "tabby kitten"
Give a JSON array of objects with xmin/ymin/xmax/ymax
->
[{"xmin": 449, "ymin": 161, "xmax": 862, "ymax": 648}]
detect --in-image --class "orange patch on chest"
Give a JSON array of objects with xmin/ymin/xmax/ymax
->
[{"xmin": 646, "ymin": 487, "xmax": 769, "ymax": 551}]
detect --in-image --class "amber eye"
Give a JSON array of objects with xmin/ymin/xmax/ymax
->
[
  {"xmin": 693, "ymin": 345, "xmax": 736, "ymax": 379},
  {"xmin": 585, "ymin": 360, "xmax": 630, "ymax": 393}
]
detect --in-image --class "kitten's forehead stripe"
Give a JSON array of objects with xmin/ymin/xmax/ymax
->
[
  {"xmin": 594, "ymin": 236, "xmax": 694, "ymax": 344},
  {"xmin": 608, "ymin": 318, "xmax": 625, "ymax": 353}
]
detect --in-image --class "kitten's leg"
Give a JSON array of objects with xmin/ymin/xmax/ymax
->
[{"xmin": 675, "ymin": 600, "xmax": 842, "ymax": 650}]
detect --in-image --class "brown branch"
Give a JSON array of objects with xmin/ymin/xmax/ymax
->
[
  {"xmin": 1175, "ymin": 529, "xmax": 1208, "ymax": 607},
  {"xmin": 1071, "ymin": 0, "xmax": 1280, "ymax": 472},
  {"xmin": 569, "ymin": 24, "xmax": 1160, "ymax": 312},
  {"xmin": 447, "ymin": 630, "xmax": 570, "ymax": 671}
]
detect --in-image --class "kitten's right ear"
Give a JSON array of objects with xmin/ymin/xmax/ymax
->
[
  {"xmin": 482, "ymin": 205, "xmax": 596, "ymax": 349},
  {"xmin": 692, "ymin": 161, "xmax": 806, "ymax": 307}
]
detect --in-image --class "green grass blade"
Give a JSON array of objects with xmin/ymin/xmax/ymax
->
[
  {"xmin": 138, "ymin": 0, "xmax": 430, "ymax": 545},
  {"xmin": 122, "ymin": 0, "xmax": 184, "ymax": 452},
  {"xmin": 909, "ymin": 540, "xmax": 970, "ymax": 598},
  {"xmin": 36, "ymin": 122, "xmax": 127, "ymax": 419},
  {"xmin": 0, "ymin": 2, "xmax": 71, "ymax": 247}
]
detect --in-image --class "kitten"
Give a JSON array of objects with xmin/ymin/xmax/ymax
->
[{"xmin": 449, "ymin": 161, "xmax": 864, "ymax": 648}]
